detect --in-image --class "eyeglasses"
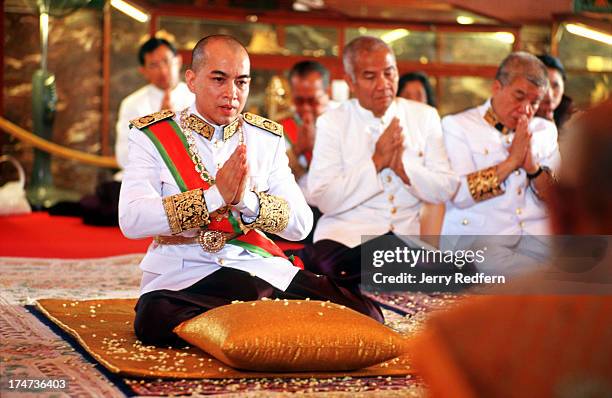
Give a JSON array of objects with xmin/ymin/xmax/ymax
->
[{"xmin": 294, "ymin": 94, "xmax": 326, "ymax": 106}]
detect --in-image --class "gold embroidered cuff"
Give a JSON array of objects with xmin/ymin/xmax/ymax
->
[
  {"xmin": 162, "ymin": 188, "xmax": 210, "ymax": 234},
  {"xmin": 250, "ymin": 191, "xmax": 289, "ymax": 234},
  {"xmin": 467, "ymin": 166, "xmax": 504, "ymax": 202}
]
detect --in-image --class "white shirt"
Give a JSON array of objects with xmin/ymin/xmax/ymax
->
[
  {"xmin": 119, "ymin": 103, "xmax": 312, "ymax": 295},
  {"xmin": 289, "ymin": 99, "xmax": 341, "ymax": 204},
  {"xmin": 308, "ymin": 98, "xmax": 458, "ymax": 248},
  {"xmin": 114, "ymin": 82, "xmax": 195, "ymax": 180},
  {"xmin": 441, "ymin": 100, "xmax": 560, "ymax": 237}
]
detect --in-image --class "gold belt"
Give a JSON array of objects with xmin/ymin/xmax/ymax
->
[{"xmin": 155, "ymin": 230, "xmax": 239, "ymax": 253}]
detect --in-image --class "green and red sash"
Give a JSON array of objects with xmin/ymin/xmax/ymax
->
[{"xmin": 141, "ymin": 118, "xmax": 303, "ymax": 269}]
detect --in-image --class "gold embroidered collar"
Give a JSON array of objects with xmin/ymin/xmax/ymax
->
[
  {"xmin": 484, "ymin": 107, "xmax": 512, "ymax": 135},
  {"xmin": 182, "ymin": 113, "xmax": 240, "ymax": 141}
]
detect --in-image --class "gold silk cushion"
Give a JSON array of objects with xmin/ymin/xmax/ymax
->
[{"xmin": 173, "ymin": 300, "xmax": 409, "ymax": 372}]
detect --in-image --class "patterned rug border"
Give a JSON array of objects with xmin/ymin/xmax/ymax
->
[{"xmin": 25, "ymin": 304, "xmax": 138, "ymax": 397}]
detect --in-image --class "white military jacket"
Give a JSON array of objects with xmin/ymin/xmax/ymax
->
[
  {"xmin": 308, "ymin": 98, "xmax": 458, "ymax": 248},
  {"xmin": 115, "ymin": 82, "xmax": 195, "ymax": 179},
  {"xmin": 119, "ymin": 103, "xmax": 312, "ymax": 295},
  {"xmin": 441, "ymin": 100, "xmax": 560, "ymax": 237}
]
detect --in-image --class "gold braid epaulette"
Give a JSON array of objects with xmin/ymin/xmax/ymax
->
[
  {"xmin": 467, "ymin": 166, "xmax": 504, "ymax": 202},
  {"xmin": 250, "ymin": 191, "xmax": 289, "ymax": 234},
  {"xmin": 162, "ymin": 188, "xmax": 210, "ymax": 234}
]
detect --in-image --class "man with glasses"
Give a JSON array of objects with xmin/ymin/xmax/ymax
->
[
  {"xmin": 115, "ymin": 37, "xmax": 195, "ymax": 179},
  {"xmin": 441, "ymin": 52, "xmax": 560, "ymax": 273},
  {"xmin": 280, "ymin": 61, "xmax": 338, "ymax": 200}
]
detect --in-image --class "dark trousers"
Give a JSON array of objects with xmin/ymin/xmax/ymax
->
[
  {"xmin": 292, "ymin": 234, "xmax": 406, "ymax": 286},
  {"xmin": 295, "ymin": 234, "xmax": 478, "ymax": 290},
  {"xmin": 134, "ymin": 267, "xmax": 384, "ymax": 346},
  {"xmin": 295, "ymin": 239, "xmax": 362, "ymax": 285}
]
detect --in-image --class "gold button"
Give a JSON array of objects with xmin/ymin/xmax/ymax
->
[
  {"xmin": 519, "ymin": 221, "xmax": 525, "ymax": 228},
  {"xmin": 516, "ymin": 208, "xmax": 522, "ymax": 215},
  {"xmin": 391, "ymin": 207, "xmax": 397, "ymax": 214},
  {"xmin": 484, "ymin": 148, "xmax": 489, "ymax": 155},
  {"xmin": 418, "ymin": 151, "xmax": 423, "ymax": 157},
  {"xmin": 218, "ymin": 258, "xmax": 225, "ymax": 265},
  {"xmin": 506, "ymin": 138, "xmax": 512, "ymax": 144},
  {"xmin": 389, "ymin": 224, "xmax": 395, "ymax": 232},
  {"xmin": 517, "ymin": 188, "xmax": 522, "ymax": 195},
  {"xmin": 462, "ymin": 219, "xmax": 469, "ymax": 225},
  {"xmin": 388, "ymin": 194, "xmax": 395, "ymax": 202},
  {"xmin": 386, "ymin": 176, "xmax": 392, "ymax": 183}
]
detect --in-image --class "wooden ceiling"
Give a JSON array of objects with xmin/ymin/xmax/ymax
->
[
  {"xmin": 144, "ymin": 0, "xmax": 584, "ymax": 25},
  {"xmin": 5, "ymin": 0, "xmax": 610, "ymax": 26}
]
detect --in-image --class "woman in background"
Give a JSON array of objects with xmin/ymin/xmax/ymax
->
[{"xmin": 397, "ymin": 71, "xmax": 436, "ymax": 108}]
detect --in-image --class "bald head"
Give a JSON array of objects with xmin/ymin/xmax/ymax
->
[
  {"xmin": 190, "ymin": 35, "xmax": 248, "ymax": 73},
  {"xmin": 185, "ymin": 34, "xmax": 250, "ymax": 126}
]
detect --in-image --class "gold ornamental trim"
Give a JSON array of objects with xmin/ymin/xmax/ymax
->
[
  {"xmin": 197, "ymin": 230, "xmax": 227, "ymax": 253},
  {"xmin": 183, "ymin": 113, "xmax": 215, "ymax": 140},
  {"xmin": 223, "ymin": 118, "xmax": 240, "ymax": 141},
  {"xmin": 467, "ymin": 166, "xmax": 504, "ymax": 202},
  {"xmin": 484, "ymin": 107, "xmax": 511, "ymax": 135},
  {"xmin": 162, "ymin": 188, "xmax": 210, "ymax": 234},
  {"xmin": 129, "ymin": 109, "xmax": 175, "ymax": 129},
  {"xmin": 181, "ymin": 112, "xmax": 240, "ymax": 141},
  {"xmin": 243, "ymin": 112, "xmax": 283, "ymax": 137},
  {"xmin": 250, "ymin": 191, "xmax": 289, "ymax": 234}
]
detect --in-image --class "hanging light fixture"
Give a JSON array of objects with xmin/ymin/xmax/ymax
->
[
  {"xmin": 381, "ymin": 29, "xmax": 410, "ymax": 44},
  {"xmin": 565, "ymin": 23, "xmax": 612, "ymax": 45},
  {"xmin": 110, "ymin": 0, "xmax": 149, "ymax": 23}
]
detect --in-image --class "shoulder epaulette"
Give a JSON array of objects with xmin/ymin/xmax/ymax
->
[
  {"xmin": 130, "ymin": 109, "xmax": 175, "ymax": 129},
  {"xmin": 243, "ymin": 112, "xmax": 283, "ymax": 137}
]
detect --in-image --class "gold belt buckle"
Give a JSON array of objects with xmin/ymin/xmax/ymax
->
[{"xmin": 198, "ymin": 230, "xmax": 226, "ymax": 253}]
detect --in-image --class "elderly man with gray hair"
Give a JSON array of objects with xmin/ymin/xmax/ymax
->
[
  {"xmin": 303, "ymin": 36, "xmax": 458, "ymax": 286},
  {"xmin": 441, "ymin": 52, "xmax": 561, "ymax": 273}
]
